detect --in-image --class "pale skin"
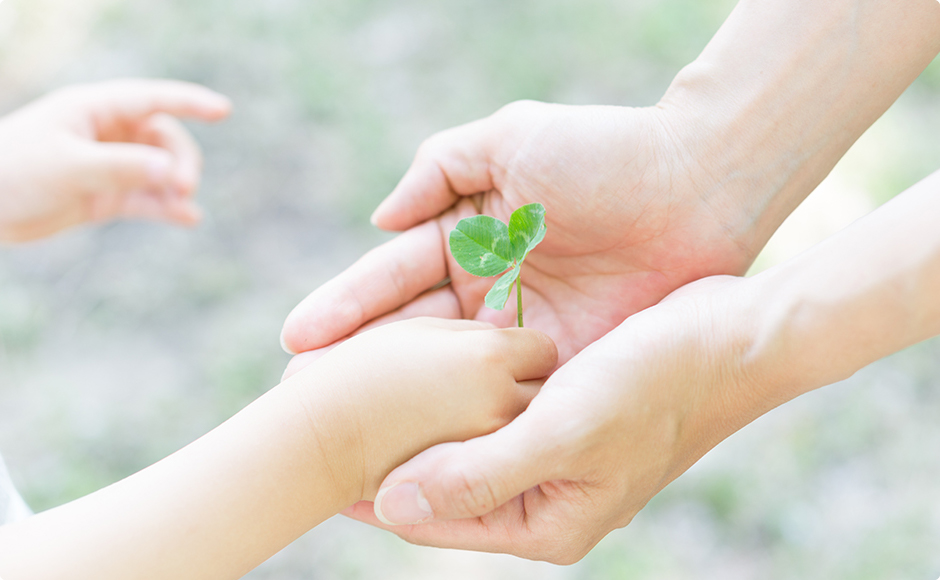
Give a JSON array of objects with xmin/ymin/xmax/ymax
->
[
  {"xmin": 0, "ymin": 79, "xmax": 231, "ymax": 243},
  {"xmin": 0, "ymin": 79, "xmax": 559, "ymax": 579},
  {"xmin": 0, "ymin": 318, "xmax": 556, "ymax": 579},
  {"xmin": 342, "ymin": 168, "xmax": 940, "ymax": 562},
  {"xmin": 280, "ymin": 0, "xmax": 940, "ymax": 563}
]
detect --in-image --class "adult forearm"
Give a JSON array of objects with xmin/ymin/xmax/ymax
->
[
  {"xmin": 0, "ymin": 373, "xmax": 357, "ymax": 580},
  {"xmin": 660, "ymin": 0, "xmax": 940, "ymax": 255},
  {"xmin": 752, "ymin": 169, "xmax": 940, "ymax": 398}
]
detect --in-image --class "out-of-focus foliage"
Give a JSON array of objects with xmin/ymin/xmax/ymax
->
[{"xmin": 0, "ymin": 1, "xmax": 938, "ymax": 578}]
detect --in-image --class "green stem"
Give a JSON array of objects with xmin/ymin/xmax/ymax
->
[{"xmin": 516, "ymin": 272, "xmax": 524, "ymax": 328}]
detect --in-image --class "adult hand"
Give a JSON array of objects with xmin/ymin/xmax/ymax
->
[
  {"xmin": 346, "ymin": 165, "xmax": 940, "ymax": 562},
  {"xmin": 280, "ymin": 0, "xmax": 940, "ymax": 365},
  {"xmin": 0, "ymin": 79, "xmax": 231, "ymax": 243},
  {"xmin": 342, "ymin": 275, "xmax": 778, "ymax": 563},
  {"xmin": 280, "ymin": 100, "xmax": 763, "ymax": 364},
  {"xmin": 281, "ymin": 0, "xmax": 940, "ymax": 562}
]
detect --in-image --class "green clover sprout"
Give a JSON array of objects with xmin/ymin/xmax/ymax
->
[{"xmin": 448, "ymin": 203, "xmax": 546, "ymax": 327}]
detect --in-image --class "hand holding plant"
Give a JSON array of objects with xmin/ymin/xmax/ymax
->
[{"xmin": 280, "ymin": 101, "xmax": 760, "ymax": 364}]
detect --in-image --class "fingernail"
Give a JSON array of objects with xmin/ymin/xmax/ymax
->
[
  {"xmin": 148, "ymin": 154, "xmax": 172, "ymax": 185},
  {"xmin": 370, "ymin": 196, "xmax": 394, "ymax": 227},
  {"xmin": 279, "ymin": 329, "xmax": 297, "ymax": 355},
  {"xmin": 374, "ymin": 482, "xmax": 433, "ymax": 525}
]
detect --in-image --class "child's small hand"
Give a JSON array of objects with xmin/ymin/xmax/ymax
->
[
  {"xmin": 0, "ymin": 79, "xmax": 231, "ymax": 243},
  {"xmin": 282, "ymin": 317, "xmax": 558, "ymax": 508}
]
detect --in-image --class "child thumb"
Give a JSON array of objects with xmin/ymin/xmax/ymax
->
[{"xmin": 374, "ymin": 415, "xmax": 560, "ymax": 525}]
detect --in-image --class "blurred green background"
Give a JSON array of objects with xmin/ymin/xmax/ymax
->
[{"xmin": 0, "ymin": 0, "xmax": 939, "ymax": 578}]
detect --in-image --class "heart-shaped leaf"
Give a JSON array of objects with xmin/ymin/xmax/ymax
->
[
  {"xmin": 509, "ymin": 203, "xmax": 547, "ymax": 262},
  {"xmin": 449, "ymin": 215, "xmax": 513, "ymax": 277},
  {"xmin": 484, "ymin": 265, "xmax": 520, "ymax": 310},
  {"xmin": 449, "ymin": 203, "xmax": 547, "ymax": 326}
]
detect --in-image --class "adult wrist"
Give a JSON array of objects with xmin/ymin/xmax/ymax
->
[
  {"xmin": 657, "ymin": 0, "xmax": 940, "ymax": 264},
  {"xmin": 653, "ymin": 67, "xmax": 808, "ymax": 265}
]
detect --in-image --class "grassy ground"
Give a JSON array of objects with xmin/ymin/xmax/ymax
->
[{"xmin": 0, "ymin": 0, "xmax": 939, "ymax": 578}]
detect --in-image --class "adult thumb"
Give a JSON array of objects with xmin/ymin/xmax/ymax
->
[
  {"xmin": 374, "ymin": 412, "xmax": 561, "ymax": 525},
  {"xmin": 370, "ymin": 116, "xmax": 498, "ymax": 231}
]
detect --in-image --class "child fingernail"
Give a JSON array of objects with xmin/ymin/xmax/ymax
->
[{"xmin": 375, "ymin": 482, "xmax": 433, "ymax": 525}]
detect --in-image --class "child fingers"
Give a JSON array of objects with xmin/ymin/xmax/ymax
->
[
  {"xmin": 78, "ymin": 141, "xmax": 173, "ymax": 197},
  {"xmin": 58, "ymin": 79, "xmax": 231, "ymax": 132},
  {"xmin": 345, "ymin": 287, "xmax": 464, "ymax": 338},
  {"xmin": 134, "ymin": 113, "xmax": 203, "ymax": 196},
  {"xmin": 515, "ymin": 379, "xmax": 545, "ymax": 405},
  {"xmin": 489, "ymin": 328, "xmax": 558, "ymax": 381},
  {"xmin": 119, "ymin": 190, "xmax": 202, "ymax": 225},
  {"xmin": 77, "ymin": 141, "xmax": 203, "ymax": 226},
  {"xmin": 500, "ymin": 378, "xmax": 545, "ymax": 419}
]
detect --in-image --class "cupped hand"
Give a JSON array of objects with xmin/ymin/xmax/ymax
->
[
  {"xmin": 342, "ymin": 275, "xmax": 781, "ymax": 563},
  {"xmin": 280, "ymin": 100, "xmax": 761, "ymax": 364},
  {"xmin": 289, "ymin": 317, "xmax": 558, "ymax": 501},
  {"xmin": 0, "ymin": 79, "xmax": 231, "ymax": 243}
]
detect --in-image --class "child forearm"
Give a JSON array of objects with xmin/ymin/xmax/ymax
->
[
  {"xmin": 0, "ymin": 319, "xmax": 555, "ymax": 580},
  {"xmin": 0, "ymin": 373, "xmax": 357, "ymax": 580}
]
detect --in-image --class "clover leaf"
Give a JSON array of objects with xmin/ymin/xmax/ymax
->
[{"xmin": 449, "ymin": 203, "xmax": 546, "ymax": 327}]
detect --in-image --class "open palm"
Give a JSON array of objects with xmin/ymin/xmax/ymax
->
[{"xmin": 280, "ymin": 100, "xmax": 758, "ymax": 362}]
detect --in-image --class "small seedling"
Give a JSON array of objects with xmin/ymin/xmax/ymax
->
[{"xmin": 448, "ymin": 203, "xmax": 546, "ymax": 327}]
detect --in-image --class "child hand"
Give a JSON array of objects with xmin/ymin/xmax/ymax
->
[
  {"xmin": 0, "ymin": 79, "xmax": 231, "ymax": 243},
  {"xmin": 281, "ymin": 317, "xmax": 558, "ymax": 509}
]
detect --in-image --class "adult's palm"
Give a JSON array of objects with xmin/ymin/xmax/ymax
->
[{"xmin": 280, "ymin": 100, "xmax": 758, "ymax": 362}]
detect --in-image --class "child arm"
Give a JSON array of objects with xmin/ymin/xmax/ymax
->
[{"xmin": 0, "ymin": 318, "xmax": 556, "ymax": 580}]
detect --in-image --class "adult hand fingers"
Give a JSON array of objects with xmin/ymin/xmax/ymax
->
[
  {"xmin": 279, "ymin": 289, "xmax": 468, "ymax": 381},
  {"xmin": 370, "ymin": 116, "xmax": 499, "ymax": 231},
  {"xmin": 346, "ymin": 483, "xmax": 598, "ymax": 564},
  {"xmin": 344, "ymin": 498, "xmax": 530, "ymax": 555},
  {"xmin": 343, "ymin": 285, "xmax": 461, "ymax": 335},
  {"xmin": 279, "ymin": 220, "xmax": 448, "ymax": 354},
  {"xmin": 373, "ymin": 406, "xmax": 564, "ymax": 527}
]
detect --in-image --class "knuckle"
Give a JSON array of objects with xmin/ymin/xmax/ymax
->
[
  {"xmin": 549, "ymin": 548, "xmax": 586, "ymax": 566},
  {"xmin": 415, "ymin": 133, "xmax": 444, "ymax": 160},
  {"xmin": 477, "ymin": 333, "xmax": 510, "ymax": 367},
  {"xmin": 439, "ymin": 464, "xmax": 500, "ymax": 517},
  {"xmin": 531, "ymin": 536, "xmax": 591, "ymax": 565},
  {"xmin": 515, "ymin": 329, "xmax": 558, "ymax": 371}
]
